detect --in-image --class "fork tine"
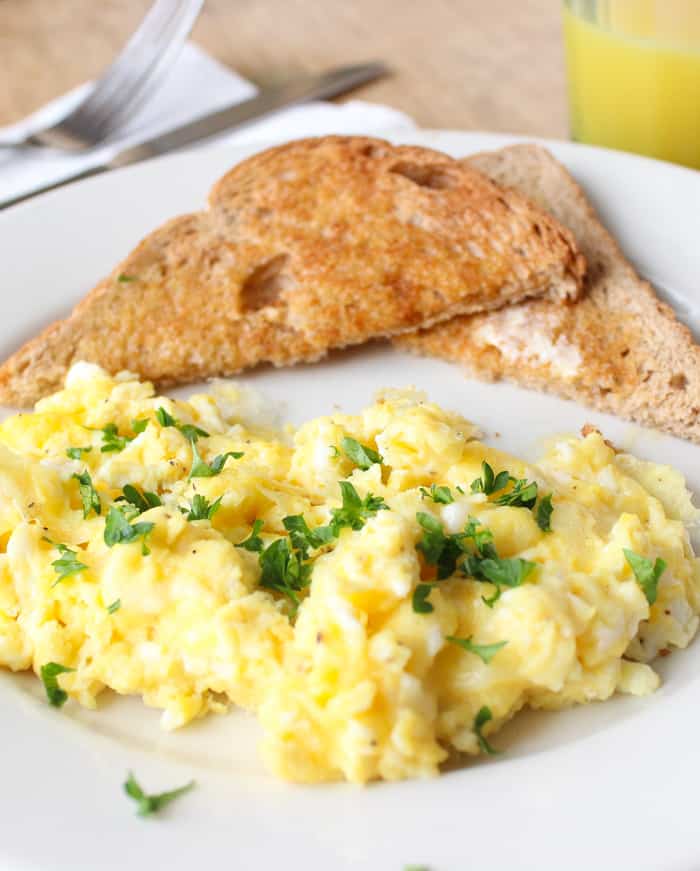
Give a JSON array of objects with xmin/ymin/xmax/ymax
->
[
  {"xmin": 92, "ymin": 0, "xmax": 205, "ymax": 138},
  {"xmin": 96, "ymin": 1, "xmax": 206, "ymax": 137},
  {"xmin": 66, "ymin": 0, "xmax": 183, "ymax": 133},
  {"xmin": 65, "ymin": 0, "xmax": 202, "ymax": 143}
]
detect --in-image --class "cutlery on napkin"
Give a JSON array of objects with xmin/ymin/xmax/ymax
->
[{"xmin": 0, "ymin": 43, "xmax": 415, "ymax": 208}]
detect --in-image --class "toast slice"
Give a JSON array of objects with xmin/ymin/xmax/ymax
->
[
  {"xmin": 0, "ymin": 135, "xmax": 585, "ymax": 407},
  {"xmin": 396, "ymin": 144, "xmax": 700, "ymax": 444}
]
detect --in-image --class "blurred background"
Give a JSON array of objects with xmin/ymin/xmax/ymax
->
[{"xmin": 0, "ymin": 0, "xmax": 567, "ymax": 135}]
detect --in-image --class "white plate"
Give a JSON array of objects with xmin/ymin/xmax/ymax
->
[{"xmin": 2, "ymin": 131, "xmax": 700, "ymax": 871}]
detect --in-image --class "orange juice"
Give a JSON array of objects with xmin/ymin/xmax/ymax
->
[{"xmin": 563, "ymin": 0, "xmax": 700, "ymax": 168}]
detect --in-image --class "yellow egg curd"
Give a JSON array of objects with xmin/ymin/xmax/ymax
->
[{"xmin": 0, "ymin": 363, "xmax": 698, "ymax": 783}]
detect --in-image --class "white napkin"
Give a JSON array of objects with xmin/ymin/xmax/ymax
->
[{"xmin": 0, "ymin": 43, "xmax": 415, "ymax": 205}]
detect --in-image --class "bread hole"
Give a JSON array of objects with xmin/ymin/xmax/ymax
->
[
  {"xmin": 360, "ymin": 143, "xmax": 387, "ymax": 159},
  {"xmin": 390, "ymin": 161, "xmax": 458, "ymax": 190},
  {"xmin": 497, "ymin": 196, "xmax": 513, "ymax": 212},
  {"xmin": 670, "ymin": 373, "xmax": 688, "ymax": 390},
  {"xmin": 240, "ymin": 254, "xmax": 293, "ymax": 312}
]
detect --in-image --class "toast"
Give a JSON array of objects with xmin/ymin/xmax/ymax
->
[
  {"xmin": 0, "ymin": 135, "xmax": 585, "ymax": 407},
  {"xmin": 396, "ymin": 144, "xmax": 700, "ymax": 443}
]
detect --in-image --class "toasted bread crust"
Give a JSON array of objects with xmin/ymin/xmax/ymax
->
[
  {"xmin": 397, "ymin": 144, "xmax": 700, "ymax": 443},
  {"xmin": 0, "ymin": 136, "xmax": 585, "ymax": 407}
]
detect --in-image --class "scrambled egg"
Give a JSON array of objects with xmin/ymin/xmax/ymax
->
[{"xmin": 0, "ymin": 363, "xmax": 699, "ymax": 784}]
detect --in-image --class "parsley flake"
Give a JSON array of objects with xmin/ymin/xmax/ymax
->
[
  {"xmin": 283, "ymin": 514, "xmax": 334, "ymax": 558},
  {"xmin": 131, "ymin": 418, "xmax": 149, "ymax": 434},
  {"xmin": 72, "ymin": 470, "xmax": 101, "ymax": 518},
  {"xmin": 258, "ymin": 537, "xmax": 311, "ymax": 612},
  {"xmin": 495, "ymin": 477, "xmax": 538, "ymax": 509},
  {"xmin": 107, "ymin": 599, "xmax": 121, "ymax": 614},
  {"xmin": 236, "ymin": 519, "xmax": 265, "ymax": 552},
  {"xmin": 51, "ymin": 544, "xmax": 87, "ymax": 586},
  {"xmin": 416, "ymin": 512, "xmax": 463, "ymax": 580},
  {"xmin": 329, "ymin": 481, "xmax": 388, "ymax": 535},
  {"xmin": 470, "ymin": 461, "xmax": 510, "ymax": 496},
  {"xmin": 535, "ymin": 493, "xmax": 554, "ymax": 532},
  {"xmin": 155, "ymin": 407, "xmax": 177, "ymax": 428},
  {"xmin": 66, "ymin": 446, "xmax": 92, "ymax": 460},
  {"xmin": 40, "ymin": 662, "xmax": 75, "ymax": 708},
  {"xmin": 184, "ymin": 494, "xmax": 222, "ymax": 521},
  {"xmin": 104, "ymin": 505, "xmax": 155, "ymax": 555},
  {"xmin": 99, "ymin": 423, "xmax": 132, "ymax": 454},
  {"xmin": 477, "ymin": 557, "xmax": 535, "ymax": 607},
  {"xmin": 624, "ymin": 549, "xmax": 666, "ymax": 605},
  {"xmin": 419, "ymin": 484, "xmax": 454, "ymax": 504},
  {"xmin": 117, "ymin": 273, "xmax": 137, "ymax": 283},
  {"xmin": 446, "ymin": 636, "xmax": 507, "ymax": 664},
  {"xmin": 474, "ymin": 706, "xmax": 499, "ymax": 755},
  {"xmin": 116, "ymin": 484, "xmax": 162, "ymax": 514},
  {"xmin": 341, "ymin": 436, "xmax": 383, "ymax": 470},
  {"xmin": 155, "ymin": 407, "xmax": 209, "ymax": 442},
  {"xmin": 412, "ymin": 583, "xmax": 435, "ymax": 613},
  {"xmin": 189, "ymin": 443, "xmax": 243, "ymax": 479},
  {"xmin": 123, "ymin": 772, "xmax": 195, "ymax": 817}
]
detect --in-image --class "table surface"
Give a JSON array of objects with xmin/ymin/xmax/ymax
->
[{"xmin": 1, "ymin": 0, "xmax": 568, "ymax": 137}]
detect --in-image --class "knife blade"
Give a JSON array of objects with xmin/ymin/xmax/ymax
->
[{"xmin": 2, "ymin": 62, "xmax": 388, "ymax": 210}]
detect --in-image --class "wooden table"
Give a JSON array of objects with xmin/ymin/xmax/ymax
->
[{"xmin": 1, "ymin": 0, "xmax": 568, "ymax": 137}]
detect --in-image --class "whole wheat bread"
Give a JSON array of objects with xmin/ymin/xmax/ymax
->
[
  {"xmin": 0, "ymin": 136, "xmax": 585, "ymax": 407},
  {"xmin": 396, "ymin": 144, "xmax": 700, "ymax": 443}
]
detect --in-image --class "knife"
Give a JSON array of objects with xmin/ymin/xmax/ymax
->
[{"xmin": 1, "ymin": 62, "xmax": 388, "ymax": 209}]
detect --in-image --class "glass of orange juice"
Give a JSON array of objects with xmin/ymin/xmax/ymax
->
[{"xmin": 563, "ymin": 0, "xmax": 700, "ymax": 168}]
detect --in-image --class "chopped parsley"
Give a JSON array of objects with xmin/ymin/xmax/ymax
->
[
  {"xmin": 283, "ymin": 514, "xmax": 334, "ymax": 558},
  {"xmin": 624, "ymin": 548, "xmax": 666, "ymax": 605},
  {"xmin": 416, "ymin": 512, "xmax": 464, "ymax": 580},
  {"xmin": 104, "ymin": 505, "xmax": 155, "ymax": 555},
  {"xmin": 474, "ymin": 706, "xmax": 499, "ymax": 755},
  {"xmin": 535, "ymin": 493, "xmax": 554, "ymax": 532},
  {"xmin": 446, "ymin": 636, "xmax": 508, "ymax": 664},
  {"xmin": 412, "ymin": 583, "xmax": 435, "ymax": 614},
  {"xmin": 184, "ymin": 494, "xmax": 222, "ymax": 521},
  {"xmin": 236, "ymin": 519, "xmax": 265, "ymax": 552},
  {"xmin": 471, "ymin": 461, "xmax": 510, "ymax": 496},
  {"xmin": 461, "ymin": 516, "xmax": 498, "ymax": 559},
  {"xmin": 66, "ymin": 446, "xmax": 92, "ymax": 460},
  {"xmin": 419, "ymin": 484, "xmax": 454, "ymax": 504},
  {"xmin": 106, "ymin": 598, "xmax": 121, "ymax": 614},
  {"xmin": 72, "ymin": 470, "xmax": 101, "ymax": 518},
  {"xmin": 155, "ymin": 407, "xmax": 177, "ymax": 428},
  {"xmin": 495, "ymin": 477, "xmax": 538, "ymax": 509},
  {"xmin": 250, "ymin": 482, "xmax": 388, "ymax": 615},
  {"xmin": 258, "ymin": 537, "xmax": 311, "ymax": 611},
  {"xmin": 189, "ymin": 443, "xmax": 243, "ymax": 479},
  {"xmin": 99, "ymin": 423, "xmax": 133, "ymax": 454},
  {"xmin": 51, "ymin": 544, "xmax": 87, "ymax": 586},
  {"xmin": 329, "ymin": 481, "xmax": 388, "ymax": 535},
  {"xmin": 123, "ymin": 772, "xmax": 195, "ymax": 817},
  {"xmin": 155, "ymin": 407, "xmax": 209, "ymax": 443},
  {"xmin": 413, "ymin": 513, "xmax": 536, "ymax": 609},
  {"xmin": 40, "ymin": 662, "xmax": 75, "ymax": 708},
  {"xmin": 478, "ymin": 557, "xmax": 536, "ymax": 607},
  {"xmin": 116, "ymin": 484, "xmax": 162, "ymax": 514},
  {"xmin": 117, "ymin": 273, "xmax": 137, "ymax": 283},
  {"xmin": 341, "ymin": 436, "xmax": 383, "ymax": 470}
]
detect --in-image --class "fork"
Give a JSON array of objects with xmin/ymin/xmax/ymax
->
[{"xmin": 0, "ymin": 0, "xmax": 203, "ymax": 151}]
